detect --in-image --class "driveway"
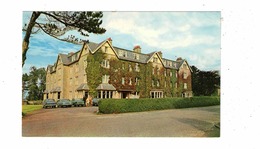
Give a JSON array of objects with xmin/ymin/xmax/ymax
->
[{"xmin": 22, "ymin": 105, "xmax": 220, "ymax": 137}]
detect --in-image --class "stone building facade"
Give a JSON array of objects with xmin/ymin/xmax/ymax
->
[{"xmin": 44, "ymin": 38, "xmax": 193, "ymax": 101}]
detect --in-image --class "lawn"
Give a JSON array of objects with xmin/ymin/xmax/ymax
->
[{"xmin": 22, "ymin": 105, "xmax": 42, "ymax": 116}]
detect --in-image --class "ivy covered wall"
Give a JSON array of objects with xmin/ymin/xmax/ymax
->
[{"xmin": 86, "ymin": 50, "xmax": 180, "ymax": 98}]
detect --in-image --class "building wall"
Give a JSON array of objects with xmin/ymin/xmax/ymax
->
[
  {"xmin": 44, "ymin": 41, "xmax": 193, "ymax": 100},
  {"xmin": 177, "ymin": 61, "xmax": 193, "ymax": 97}
]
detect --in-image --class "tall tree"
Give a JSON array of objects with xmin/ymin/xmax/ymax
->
[
  {"xmin": 22, "ymin": 11, "xmax": 106, "ymax": 66},
  {"xmin": 191, "ymin": 66, "xmax": 220, "ymax": 96},
  {"xmin": 24, "ymin": 66, "xmax": 46, "ymax": 100},
  {"xmin": 22, "ymin": 73, "xmax": 29, "ymax": 100}
]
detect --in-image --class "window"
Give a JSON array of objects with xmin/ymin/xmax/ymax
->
[
  {"xmin": 57, "ymin": 92, "xmax": 60, "ymax": 99},
  {"xmin": 157, "ymin": 80, "xmax": 160, "ymax": 87},
  {"xmin": 170, "ymin": 71, "xmax": 172, "ymax": 77},
  {"xmin": 165, "ymin": 81, "xmax": 167, "ymax": 87},
  {"xmin": 175, "ymin": 82, "xmax": 178, "ymax": 88},
  {"xmin": 122, "ymin": 63, "xmax": 125, "ymax": 70},
  {"xmin": 152, "ymin": 67, "xmax": 155, "ymax": 75},
  {"xmin": 153, "ymin": 57, "xmax": 158, "ymax": 63},
  {"xmin": 129, "ymin": 78, "xmax": 132, "ymax": 85},
  {"xmin": 167, "ymin": 61, "xmax": 172, "ymax": 66},
  {"xmin": 135, "ymin": 63, "xmax": 140, "ymax": 72},
  {"xmin": 183, "ymin": 63, "xmax": 187, "ymax": 69},
  {"xmin": 184, "ymin": 83, "xmax": 187, "ymax": 89},
  {"xmin": 164, "ymin": 70, "xmax": 167, "ymax": 76},
  {"xmin": 135, "ymin": 77, "xmax": 139, "ymax": 85},
  {"xmin": 104, "ymin": 46, "xmax": 108, "ymax": 53},
  {"xmin": 102, "ymin": 75, "xmax": 110, "ymax": 83},
  {"xmin": 119, "ymin": 50, "xmax": 123, "ymax": 56},
  {"xmin": 119, "ymin": 50, "xmax": 127, "ymax": 57},
  {"xmin": 102, "ymin": 59, "xmax": 110, "ymax": 68},
  {"xmin": 122, "ymin": 77, "xmax": 125, "ymax": 85},
  {"xmin": 123, "ymin": 51, "xmax": 127, "ymax": 57},
  {"xmin": 152, "ymin": 80, "xmax": 155, "ymax": 87},
  {"xmin": 134, "ymin": 53, "xmax": 139, "ymax": 60},
  {"xmin": 129, "ymin": 64, "xmax": 132, "ymax": 72},
  {"xmin": 183, "ymin": 72, "xmax": 188, "ymax": 79}
]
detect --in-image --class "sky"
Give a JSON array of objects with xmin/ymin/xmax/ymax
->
[{"xmin": 22, "ymin": 11, "xmax": 221, "ymax": 74}]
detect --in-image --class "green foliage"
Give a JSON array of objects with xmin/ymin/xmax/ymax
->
[
  {"xmin": 86, "ymin": 51, "xmax": 105, "ymax": 97},
  {"xmin": 191, "ymin": 66, "xmax": 220, "ymax": 96},
  {"xmin": 98, "ymin": 96, "xmax": 220, "ymax": 114},
  {"xmin": 23, "ymin": 11, "xmax": 106, "ymax": 66},
  {"xmin": 23, "ymin": 66, "xmax": 46, "ymax": 100},
  {"xmin": 22, "ymin": 105, "xmax": 43, "ymax": 115}
]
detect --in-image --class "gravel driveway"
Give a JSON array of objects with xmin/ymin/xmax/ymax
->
[{"xmin": 22, "ymin": 106, "xmax": 220, "ymax": 137}]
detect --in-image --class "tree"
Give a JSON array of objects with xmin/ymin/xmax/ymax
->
[
  {"xmin": 23, "ymin": 66, "xmax": 46, "ymax": 100},
  {"xmin": 22, "ymin": 11, "xmax": 106, "ymax": 66},
  {"xmin": 191, "ymin": 66, "xmax": 220, "ymax": 96},
  {"xmin": 22, "ymin": 73, "xmax": 29, "ymax": 100}
]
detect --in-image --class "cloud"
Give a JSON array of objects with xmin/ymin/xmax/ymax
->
[
  {"xmin": 103, "ymin": 12, "xmax": 220, "ymax": 50},
  {"xmin": 186, "ymin": 48, "xmax": 221, "ymax": 71}
]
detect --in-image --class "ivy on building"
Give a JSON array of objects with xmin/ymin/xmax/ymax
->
[
  {"xmin": 85, "ymin": 50, "xmax": 106, "ymax": 97},
  {"xmin": 86, "ymin": 50, "xmax": 180, "ymax": 98}
]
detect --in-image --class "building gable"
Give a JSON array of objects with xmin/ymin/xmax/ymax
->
[
  {"xmin": 90, "ymin": 39, "xmax": 119, "ymax": 59},
  {"xmin": 178, "ymin": 60, "xmax": 193, "ymax": 73},
  {"xmin": 147, "ymin": 52, "xmax": 165, "ymax": 66}
]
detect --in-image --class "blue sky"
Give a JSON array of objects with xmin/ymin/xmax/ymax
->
[{"xmin": 22, "ymin": 11, "xmax": 221, "ymax": 74}]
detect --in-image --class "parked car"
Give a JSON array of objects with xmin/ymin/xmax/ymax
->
[
  {"xmin": 42, "ymin": 99, "xmax": 56, "ymax": 108},
  {"xmin": 72, "ymin": 98, "xmax": 85, "ymax": 107},
  {"xmin": 57, "ymin": 99, "xmax": 72, "ymax": 108},
  {"xmin": 92, "ymin": 98, "xmax": 101, "ymax": 106}
]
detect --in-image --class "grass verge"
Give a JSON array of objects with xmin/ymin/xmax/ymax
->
[
  {"xmin": 22, "ymin": 105, "xmax": 43, "ymax": 117},
  {"xmin": 99, "ymin": 96, "xmax": 220, "ymax": 114}
]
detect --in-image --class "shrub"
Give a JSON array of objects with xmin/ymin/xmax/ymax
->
[{"xmin": 98, "ymin": 96, "xmax": 220, "ymax": 114}]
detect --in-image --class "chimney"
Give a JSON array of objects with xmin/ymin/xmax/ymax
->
[
  {"xmin": 107, "ymin": 37, "xmax": 112, "ymax": 45},
  {"xmin": 176, "ymin": 57, "xmax": 183, "ymax": 61},
  {"xmin": 68, "ymin": 52, "xmax": 74, "ymax": 56},
  {"xmin": 133, "ymin": 45, "xmax": 141, "ymax": 53}
]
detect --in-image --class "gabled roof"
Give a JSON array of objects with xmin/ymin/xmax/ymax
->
[
  {"xmin": 96, "ymin": 83, "xmax": 116, "ymax": 91},
  {"xmin": 47, "ymin": 38, "xmax": 191, "ymax": 72},
  {"xmin": 76, "ymin": 83, "xmax": 89, "ymax": 91}
]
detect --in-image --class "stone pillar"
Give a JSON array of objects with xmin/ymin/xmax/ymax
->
[{"xmin": 101, "ymin": 91, "xmax": 103, "ymax": 99}]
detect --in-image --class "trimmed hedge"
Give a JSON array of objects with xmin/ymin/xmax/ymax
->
[{"xmin": 98, "ymin": 96, "xmax": 220, "ymax": 114}]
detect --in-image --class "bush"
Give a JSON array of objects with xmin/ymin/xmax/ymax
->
[
  {"xmin": 98, "ymin": 96, "xmax": 220, "ymax": 114},
  {"xmin": 27, "ymin": 100, "xmax": 43, "ymax": 105}
]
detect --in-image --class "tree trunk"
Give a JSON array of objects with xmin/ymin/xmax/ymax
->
[{"xmin": 22, "ymin": 11, "xmax": 41, "ymax": 67}]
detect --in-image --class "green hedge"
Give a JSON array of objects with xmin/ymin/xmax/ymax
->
[{"xmin": 98, "ymin": 96, "xmax": 220, "ymax": 114}]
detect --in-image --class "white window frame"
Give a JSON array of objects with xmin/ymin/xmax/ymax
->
[{"xmin": 184, "ymin": 83, "xmax": 187, "ymax": 89}]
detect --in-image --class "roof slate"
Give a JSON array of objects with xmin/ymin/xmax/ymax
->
[
  {"xmin": 48, "ymin": 39, "xmax": 187, "ymax": 71},
  {"xmin": 96, "ymin": 83, "xmax": 116, "ymax": 91}
]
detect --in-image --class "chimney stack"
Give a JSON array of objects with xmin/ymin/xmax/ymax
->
[
  {"xmin": 133, "ymin": 45, "xmax": 141, "ymax": 53},
  {"xmin": 107, "ymin": 37, "xmax": 112, "ymax": 45},
  {"xmin": 176, "ymin": 57, "xmax": 183, "ymax": 61}
]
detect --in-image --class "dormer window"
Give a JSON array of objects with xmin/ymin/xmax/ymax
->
[
  {"xmin": 123, "ymin": 51, "xmax": 127, "ymax": 57},
  {"xmin": 134, "ymin": 53, "xmax": 139, "ymax": 60}
]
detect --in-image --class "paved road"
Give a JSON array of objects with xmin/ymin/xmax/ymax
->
[{"xmin": 22, "ymin": 105, "xmax": 220, "ymax": 137}]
